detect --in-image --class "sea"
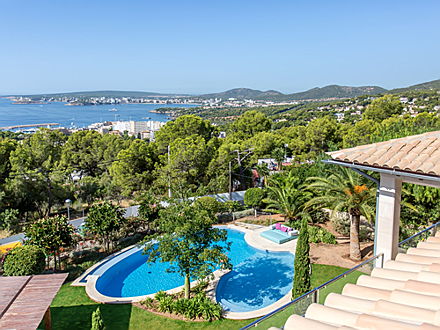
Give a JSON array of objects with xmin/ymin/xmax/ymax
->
[{"xmin": 0, "ymin": 97, "xmax": 197, "ymax": 129}]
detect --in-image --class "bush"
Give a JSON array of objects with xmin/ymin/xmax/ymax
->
[
  {"xmin": 307, "ymin": 226, "xmax": 337, "ymax": 244},
  {"xmin": 244, "ymin": 188, "xmax": 265, "ymax": 210},
  {"xmin": 195, "ymin": 197, "xmax": 222, "ymax": 217},
  {"xmin": 3, "ymin": 245, "xmax": 46, "ymax": 276},
  {"xmin": 152, "ymin": 289, "xmax": 222, "ymax": 321},
  {"xmin": 222, "ymin": 200, "xmax": 244, "ymax": 213},
  {"xmin": 91, "ymin": 307, "xmax": 105, "ymax": 330},
  {"xmin": 308, "ymin": 209, "xmax": 329, "ymax": 224},
  {"xmin": 331, "ymin": 214, "xmax": 373, "ymax": 241}
]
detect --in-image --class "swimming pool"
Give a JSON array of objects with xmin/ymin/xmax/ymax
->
[{"xmin": 93, "ymin": 227, "xmax": 294, "ymax": 312}]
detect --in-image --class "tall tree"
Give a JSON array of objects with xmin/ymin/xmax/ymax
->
[
  {"xmin": 306, "ymin": 167, "xmax": 375, "ymax": 260},
  {"xmin": 228, "ymin": 110, "xmax": 272, "ymax": 139},
  {"xmin": 85, "ymin": 202, "xmax": 124, "ymax": 252},
  {"xmin": 144, "ymin": 200, "xmax": 231, "ymax": 299},
  {"xmin": 110, "ymin": 140, "xmax": 158, "ymax": 197},
  {"xmin": 154, "ymin": 115, "xmax": 216, "ymax": 153},
  {"xmin": 8, "ymin": 129, "xmax": 67, "ymax": 216},
  {"xmin": 292, "ymin": 218, "xmax": 311, "ymax": 299},
  {"xmin": 363, "ymin": 94, "xmax": 403, "ymax": 122},
  {"xmin": 26, "ymin": 215, "xmax": 75, "ymax": 270}
]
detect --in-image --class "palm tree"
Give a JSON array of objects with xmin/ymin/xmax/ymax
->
[
  {"xmin": 263, "ymin": 172, "xmax": 310, "ymax": 228},
  {"xmin": 255, "ymin": 163, "xmax": 270, "ymax": 187},
  {"xmin": 305, "ymin": 167, "xmax": 375, "ymax": 261}
]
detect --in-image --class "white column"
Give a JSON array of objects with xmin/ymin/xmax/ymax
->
[{"xmin": 375, "ymin": 173, "xmax": 402, "ymax": 265}]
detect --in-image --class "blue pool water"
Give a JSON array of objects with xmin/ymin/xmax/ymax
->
[{"xmin": 95, "ymin": 228, "xmax": 294, "ymax": 312}]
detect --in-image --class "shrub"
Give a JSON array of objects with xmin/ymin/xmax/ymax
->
[
  {"xmin": 307, "ymin": 226, "xmax": 337, "ymax": 244},
  {"xmin": 292, "ymin": 219, "xmax": 311, "ymax": 299},
  {"xmin": 157, "ymin": 296, "xmax": 174, "ymax": 313},
  {"xmin": 3, "ymin": 245, "xmax": 46, "ymax": 276},
  {"xmin": 154, "ymin": 290, "xmax": 168, "ymax": 301},
  {"xmin": 308, "ymin": 209, "xmax": 329, "ymax": 224},
  {"xmin": 331, "ymin": 214, "xmax": 373, "ymax": 241},
  {"xmin": 195, "ymin": 197, "xmax": 222, "ymax": 217},
  {"xmin": 222, "ymin": 200, "xmax": 244, "ymax": 213},
  {"xmin": 141, "ymin": 297, "xmax": 154, "ymax": 309},
  {"xmin": 91, "ymin": 307, "xmax": 105, "ymax": 330},
  {"xmin": 244, "ymin": 188, "xmax": 265, "ymax": 212}
]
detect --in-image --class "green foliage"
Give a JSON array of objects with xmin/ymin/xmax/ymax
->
[
  {"xmin": 292, "ymin": 218, "xmax": 311, "ymax": 299},
  {"xmin": 138, "ymin": 192, "xmax": 162, "ymax": 232},
  {"xmin": 195, "ymin": 197, "xmax": 222, "ymax": 217},
  {"xmin": 85, "ymin": 202, "xmax": 124, "ymax": 252},
  {"xmin": 263, "ymin": 172, "xmax": 310, "ymax": 227},
  {"xmin": 91, "ymin": 307, "xmax": 105, "ymax": 330},
  {"xmin": 152, "ymin": 291, "xmax": 223, "ymax": 321},
  {"xmin": 0, "ymin": 208, "xmax": 20, "ymax": 232},
  {"xmin": 62, "ymin": 130, "xmax": 126, "ymax": 177},
  {"xmin": 244, "ymin": 188, "xmax": 265, "ymax": 210},
  {"xmin": 109, "ymin": 140, "xmax": 158, "ymax": 196},
  {"xmin": 228, "ymin": 110, "xmax": 272, "ymax": 139},
  {"xmin": 3, "ymin": 245, "xmax": 46, "ymax": 276},
  {"xmin": 155, "ymin": 115, "xmax": 216, "ymax": 153},
  {"xmin": 6, "ymin": 128, "xmax": 68, "ymax": 217},
  {"xmin": 144, "ymin": 200, "xmax": 231, "ymax": 299},
  {"xmin": 307, "ymin": 226, "xmax": 337, "ymax": 244},
  {"xmin": 363, "ymin": 95, "xmax": 403, "ymax": 122},
  {"xmin": 26, "ymin": 215, "xmax": 74, "ymax": 269},
  {"xmin": 306, "ymin": 167, "xmax": 375, "ymax": 260}
]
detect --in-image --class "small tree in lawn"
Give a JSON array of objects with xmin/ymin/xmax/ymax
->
[
  {"xmin": 244, "ymin": 188, "xmax": 265, "ymax": 217},
  {"xmin": 85, "ymin": 202, "xmax": 124, "ymax": 252},
  {"xmin": 292, "ymin": 218, "xmax": 311, "ymax": 299},
  {"xmin": 91, "ymin": 307, "xmax": 105, "ymax": 330},
  {"xmin": 144, "ymin": 200, "xmax": 232, "ymax": 299},
  {"xmin": 26, "ymin": 215, "xmax": 74, "ymax": 270},
  {"xmin": 138, "ymin": 192, "xmax": 162, "ymax": 233}
]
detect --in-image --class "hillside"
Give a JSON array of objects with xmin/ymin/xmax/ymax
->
[
  {"xmin": 22, "ymin": 90, "xmax": 187, "ymax": 99},
  {"xmin": 200, "ymin": 85, "xmax": 387, "ymax": 101},
  {"xmin": 391, "ymin": 79, "xmax": 440, "ymax": 93},
  {"xmin": 280, "ymin": 85, "xmax": 387, "ymax": 101},
  {"xmin": 199, "ymin": 88, "xmax": 283, "ymax": 100}
]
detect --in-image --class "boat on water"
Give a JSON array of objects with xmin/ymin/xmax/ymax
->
[
  {"xmin": 109, "ymin": 108, "xmax": 118, "ymax": 112},
  {"xmin": 142, "ymin": 117, "xmax": 151, "ymax": 120}
]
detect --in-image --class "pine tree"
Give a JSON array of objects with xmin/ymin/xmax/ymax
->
[
  {"xmin": 292, "ymin": 218, "xmax": 312, "ymax": 299},
  {"xmin": 91, "ymin": 307, "xmax": 105, "ymax": 330}
]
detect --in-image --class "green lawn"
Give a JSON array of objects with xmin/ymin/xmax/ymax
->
[{"xmin": 43, "ymin": 264, "xmax": 363, "ymax": 330}]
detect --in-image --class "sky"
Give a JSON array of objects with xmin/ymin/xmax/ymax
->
[{"xmin": 0, "ymin": 0, "xmax": 439, "ymax": 95}]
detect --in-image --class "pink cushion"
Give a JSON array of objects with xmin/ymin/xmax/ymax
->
[
  {"xmin": 275, "ymin": 223, "xmax": 281, "ymax": 230},
  {"xmin": 281, "ymin": 227, "xmax": 287, "ymax": 232}
]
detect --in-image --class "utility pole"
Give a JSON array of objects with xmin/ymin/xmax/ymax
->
[
  {"xmin": 231, "ymin": 148, "xmax": 254, "ymax": 190},
  {"xmin": 168, "ymin": 145, "xmax": 172, "ymax": 198},
  {"xmin": 229, "ymin": 161, "xmax": 232, "ymax": 200}
]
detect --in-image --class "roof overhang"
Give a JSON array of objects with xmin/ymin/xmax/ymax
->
[{"xmin": 323, "ymin": 159, "xmax": 440, "ymax": 188}]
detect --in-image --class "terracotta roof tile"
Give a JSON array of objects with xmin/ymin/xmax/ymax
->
[{"xmin": 327, "ymin": 130, "xmax": 440, "ymax": 177}]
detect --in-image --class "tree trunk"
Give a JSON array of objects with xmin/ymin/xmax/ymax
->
[
  {"xmin": 184, "ymin": 274, "xmax": 190, "ymax": 299},
  {"xmin": 350, "ymin": 214, "xmax": 361, "ymax": 261}
]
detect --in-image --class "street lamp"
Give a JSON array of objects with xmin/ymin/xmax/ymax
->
[{"xmin": 65, "ymin": 199, "xmax": 72, "ymax": 220}]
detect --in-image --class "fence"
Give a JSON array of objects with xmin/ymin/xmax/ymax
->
[{"xmin": 241, "ymin": 253, "xmax": 383, "ymax": 329}]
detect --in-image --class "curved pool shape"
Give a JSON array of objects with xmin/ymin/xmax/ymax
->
[{"xmin": 94, "ymin": 228, "xmax": 294, "ymax": 312}]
